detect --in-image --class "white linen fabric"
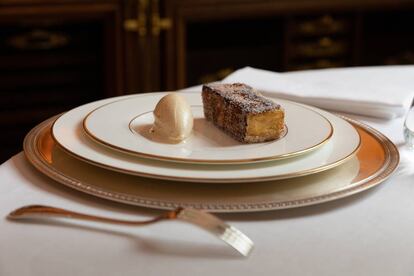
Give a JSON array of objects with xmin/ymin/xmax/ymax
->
[
  {"xmin": 223, "ymin": 66, "xmax": 414, "ymax": 119},
  {"xmin": 1, "ymin": 67, "xmax": 414, "ymax": 276}
]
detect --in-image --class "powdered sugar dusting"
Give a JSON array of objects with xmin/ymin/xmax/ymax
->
[{"xmin": 204, "ymin": 83, "xmax": 280, "ymax": 114}]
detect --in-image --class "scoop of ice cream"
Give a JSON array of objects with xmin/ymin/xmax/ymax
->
[{"xmin": 151, "ymin": 93, "xmax": 193, "ymax": 143}]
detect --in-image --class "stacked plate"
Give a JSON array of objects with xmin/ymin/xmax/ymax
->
[{"xmin": 24, "ymin": 92, "xmax": 399, "ymax": 212}]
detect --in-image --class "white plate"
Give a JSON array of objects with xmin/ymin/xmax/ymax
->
[
  {"xmin": 52, "ymin": 94, "xmax": 360, "ymax": 183},
  {"xmin": 83, "ymin": 93, "xmax": 333, "ymax": 164}
]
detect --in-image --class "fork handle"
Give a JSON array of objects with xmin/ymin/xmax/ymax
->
[
  {"xmin": 8, "ymin": 205, "xmax": 180, "ymax": 226},
  {"xmin": 8, "ymin": 205, "xmax": 254, "ymax": 257}
]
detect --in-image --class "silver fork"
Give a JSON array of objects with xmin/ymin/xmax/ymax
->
[{"xmin": 8, "ymin": 205, "xmax": 254, "ymax": 257}]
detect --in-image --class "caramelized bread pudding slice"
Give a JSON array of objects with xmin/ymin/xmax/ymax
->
[{"xmin": 202, "ymin": 83, "xmax": 285, "ymax": 143}]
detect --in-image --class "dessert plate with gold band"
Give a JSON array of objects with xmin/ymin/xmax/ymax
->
[
  {"xmin": 52, "ymin": 94, "xmax": 360, "ymax": 183},
  {"xmin": 82, "ymin": 92, "xmax": 333, "ymax": 164},
  {"xmin": 25, "ymin": 114, "xmax": 398, "ymax": 212}
]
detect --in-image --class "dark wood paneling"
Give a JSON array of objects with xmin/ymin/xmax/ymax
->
[
  {"xmin": 0, "ymin": 3, "xmax": 124, "ymax": 163},
  {"xmin": 162, "ymin": 0, "xmax": 414, "ymax": 89}
]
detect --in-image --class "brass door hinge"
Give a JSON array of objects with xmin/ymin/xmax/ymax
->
[
  {"xmin": 123, "ymin": 0, "xmax": 148, "ymax": 36},
  {"xmin": 123, "ymin": 0, "xmax": 172, "ymax": 37},
  {"xmin": 152, "ymin": 14, "xmax": 172, "ymax": 36},
  {"xmin": 124, "ymin": 18, "xmax": 147, "ymax": 36}
]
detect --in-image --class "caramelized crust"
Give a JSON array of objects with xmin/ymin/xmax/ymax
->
[{"xmin": 202, "ymin": 83, "xmax": 285, "ymax": 143}]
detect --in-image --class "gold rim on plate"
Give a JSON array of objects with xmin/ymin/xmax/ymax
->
[
  {"xmin": 52, "ymin": 115, "xmax": 356, "ymax": 183},
  {"xmin": 24, "ymin": 115, "xmax": 399, "ymax": 212},
  {"xmin": 51, "ymin": 93, "xmax": 356, "ymax": 182}
]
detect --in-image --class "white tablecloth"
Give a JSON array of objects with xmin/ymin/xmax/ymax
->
[{"xmin": 2, "ymin": 68, "xmax": 414, "ymax": 276}]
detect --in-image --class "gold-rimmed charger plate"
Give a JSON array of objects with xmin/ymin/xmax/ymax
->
[
  {"xmin": 82, "ymin": 93, "xmax": 333, "ymax": 164},
  {"xmin": 24, "ymin": 115, "xmax": 399, "ymax": 212}
]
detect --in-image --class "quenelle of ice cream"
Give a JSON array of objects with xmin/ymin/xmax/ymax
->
[{"xmin": 151, "ymin": 93, "xmax": 193, "ymax": 143}]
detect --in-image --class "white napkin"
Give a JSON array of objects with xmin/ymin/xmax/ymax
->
[{"xmin": 222, "ymin": 66, "xmax": 414, "ymax": 119}]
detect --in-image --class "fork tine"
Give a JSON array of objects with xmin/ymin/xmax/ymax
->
[{"xmin": 177, "ymin": 208, "xmax": 254, "ymax": 257}]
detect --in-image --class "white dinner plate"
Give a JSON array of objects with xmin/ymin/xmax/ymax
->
[
  {"xmin": 52, "ymin": 94, "xmax": 360, "ymax": 183},
  {"xmin": 83, "ymin": 93, "xmax": 333, "ymax": 164}
]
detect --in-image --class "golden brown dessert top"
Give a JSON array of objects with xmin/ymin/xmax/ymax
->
[{"xmin": 202, "ymin": 83, "xmax": 280, "ymax": 114}]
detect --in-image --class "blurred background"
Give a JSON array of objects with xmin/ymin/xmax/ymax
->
[{"xmin": 1, "ymin": 0, "xmax": 414, "ymax": 162}]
